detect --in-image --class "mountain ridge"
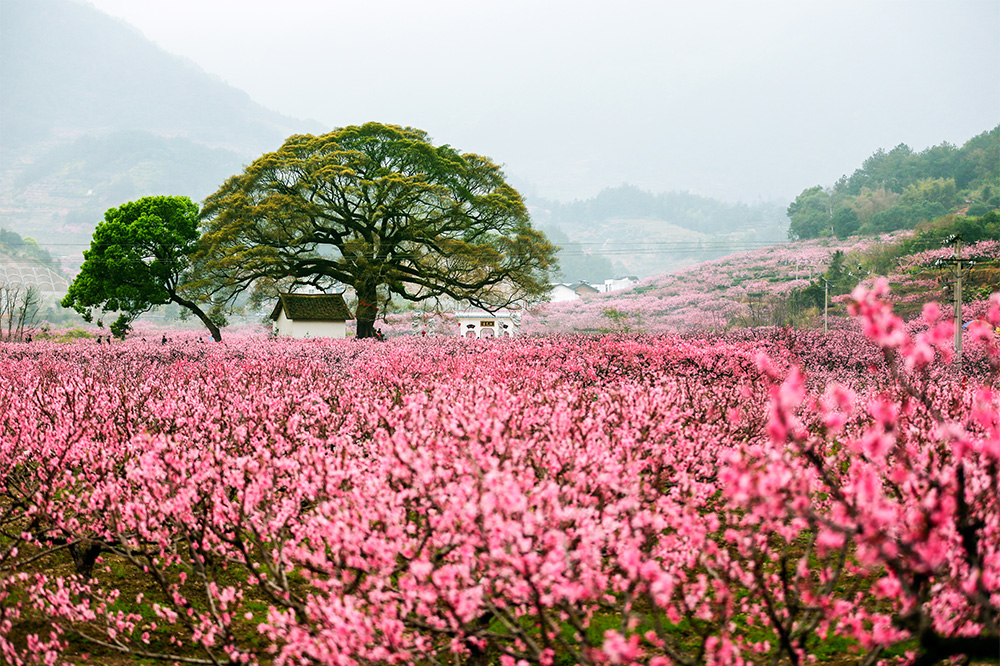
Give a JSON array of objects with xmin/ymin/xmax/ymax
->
[{"xmin": 0, "ymin": 0, "xmax": 326, "ymax": 267}]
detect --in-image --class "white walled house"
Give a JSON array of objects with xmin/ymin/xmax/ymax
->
[
  {"xmin": 549, "ymin": 284, "xmax": 580, "ymax": 302},
  {"xmin": 600, "ymin": 276, "xmax": 639, "ymax": 293},
  {"xmin": 455, "ymin": 310, "xmax": 518, "ymax": 338},
  {"xmin": 270, "ymin": 293, "xmax": 353, "ymax": 339},
  {"xmin": 549, "ymin": 282, "xmax": 599, "ymax": 302}
]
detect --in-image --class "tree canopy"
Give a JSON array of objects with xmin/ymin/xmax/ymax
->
[
  {"xmin": 62, "ymin": 195, "xmax": 223, "ymax": 340},
  {"xmin": 788, "ymin": 125, "xmax": 1000, "ymax": 240},
  {"xmin": 195, "ymin": 122, "xmax": 557, "ymax": 337}
]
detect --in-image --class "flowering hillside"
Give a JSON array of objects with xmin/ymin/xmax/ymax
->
[
  {"xmin": 523, "ymin": 231, "xmax": 999, "ymax": 336},
  {"xmin": 1, "ymin": 285, "xmax": 998, "ymax": 665},
  {"xmin": 523, "ymin": 237, "xmax": 892, "ymax": 334}
]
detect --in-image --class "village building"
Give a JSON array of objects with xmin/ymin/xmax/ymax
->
[
  {"xmin": 549, "ymin": 281, "xmax": 600, "ymax": 302},
  {"xmin": 455, "ymin": 309, "xmax": 518, "ymax": 338},
  {"xmin": 548, "ymin": 277, "xmax": 639, "ymax": 302},
  {"xmin": 270, "ymin": 293, "xmax": 353, "ymax": 339},
  {"xmin": 599, "ymin": 276, "xmax": 640, "ymax": 293},
  {"xmin": 548, "ymin": 284, "xmax": 580, "ymax": 302}
]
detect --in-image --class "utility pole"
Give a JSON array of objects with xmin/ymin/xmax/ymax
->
[
  {"xmin": 937, "ymin": 234, "xmax": 973, "ymax": 364},
  {"xmin": 819, "ymin": 276, "xmax": 830, "ymax": 335},
  {"xmin": 954, "ymin": 236, "xmax": 963, "ymax": 359},
  {"xmin": 823, "ymin": 278, "xmax": 829, "ymax": 334}
]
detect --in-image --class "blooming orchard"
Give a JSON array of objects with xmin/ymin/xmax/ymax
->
[
  {"xmin": 1, "ymin": 284, "xmax": 998, "ymax": 665},
  {"xmin": 521, "ymin": 231, "xmax": 1000, "ymax": 336},
  {"xmin": 524, "ymin": 236, "xmax": 904, "ymax": 334}
]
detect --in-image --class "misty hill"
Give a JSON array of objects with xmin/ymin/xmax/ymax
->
[
  {"xmin": 530, "ymin": 185, "xmax": 789, "ymax": 280},
  {"xmin": 0, "ymin": 0, "xmax": 323, "ymax": 266},
  {"xmin": 787, "ymin": 125, "xmax": 1000, "ymax": 240}
]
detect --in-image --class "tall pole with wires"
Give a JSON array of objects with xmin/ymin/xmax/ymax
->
[
  {"xmin": 954, "ymin": 236, "xmax": 963, "ymax": 359},
  {"xmin": 937, "ymin": 233, "xmax": 973, "ymax": 365},
  {"xmin": 823, "ymin": 277, "xmax": 829, "ymax": 334}
]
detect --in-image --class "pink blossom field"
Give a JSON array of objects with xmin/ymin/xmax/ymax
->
[
  {"xmin": 521, "ymin": 232, "xmax": 1000, "ymax": 336},
  {"xmin": 1, "ymin": 285, "xmax": 999, "ymax": 666},
  {"xmin": 523, "ymin": 237, "xmax": 892, "ymax": 335}
]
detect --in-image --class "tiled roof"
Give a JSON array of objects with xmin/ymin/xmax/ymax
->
[{"xmin": 270, "ymin": 293, "xmax": 353, "ymax": 321}]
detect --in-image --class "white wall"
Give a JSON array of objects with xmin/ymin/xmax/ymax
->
[
  {"xmin": 602, "ymin": 278, "xmax": 638, "ymax": 293},
  {"xmin": 273, "ymin": 312, "xmax": 347, "ymax": 339},
  {"xmin": 456, "ymin": 315, "xmax": 516, "ymax": 338},
  {"xmin": 549, "ymin": 285, "xmax": 580, "ymax": 302}
]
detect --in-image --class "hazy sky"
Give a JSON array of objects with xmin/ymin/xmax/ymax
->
[{"xmin": 82, "ymin": 0, "xmax": 999, "ymax": 203}]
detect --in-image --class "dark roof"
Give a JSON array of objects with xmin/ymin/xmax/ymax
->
[{"xmin": 269, "ymin": 293, "xmax": 353, "ymax": 321}]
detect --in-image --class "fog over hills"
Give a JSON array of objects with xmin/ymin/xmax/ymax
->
[
  {"xmin": 2, "ymin": 0, "xmax": 996, "ymax": 286},
  {"xmin": 0, "ymin": 0, "xmax": 784, "ymax": 282},
  {"xmin": 1, "ymin": 0, "xmax": 310, "ymax": 150},
  {"xmin": 0, "ymin": 0, "xmax": 323, "ymax": 266}
]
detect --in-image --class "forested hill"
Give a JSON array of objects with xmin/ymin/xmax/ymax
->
[
  {"xmin": 529, "ymin": 185, "xmax": 789, "ymax": 281},
  {"xmin": 0, "ymin": 0, "xmax": 323, "ymax": 266},
  {"xmin": 787, "ymin": 125, "xmax": 1000, "ymax": 240}
]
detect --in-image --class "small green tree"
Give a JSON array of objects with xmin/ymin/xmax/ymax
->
[
  {"xmin": 825, "ymin": 250, "xmax": 846, "ymax": 283},
  {"xmin": 62, "ymin": 196, "xmax": 224, "ymax": 340}
]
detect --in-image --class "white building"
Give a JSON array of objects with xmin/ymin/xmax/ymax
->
[
  {"xmin": 549, "ymin": 284, "xmax": 580, "ymax": 302},
  {"xmin": 548, "ymin": 282, "xmax": 601, "ymax": 302},
  {"xmin": 455, "ymin": 309, "xmax": 518, "ymax": 338},
  {"xmin": 270, "ymin": 293, "xmax": 353, "ymax": 339},
  {"xmin": 600, "ymin": 276, "xmax": 639, "ymax": 293}
]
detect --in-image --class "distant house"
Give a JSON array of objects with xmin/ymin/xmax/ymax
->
[
  {"xmin": 549, "ymin": 281, "xmax": 600, "ymax": 303},
  {"xmin": 270, "ymin": 293, "xmax": 353, "ymax": 339},
  {"xmin": 455, "ymin": 309, "xmax": 518, "ymax": 338},
  {"xmin": 549, "ymin": 284, "xmax": 580, "ymax": 302},
  {"xmin": 601, "ymin": 276, "xmax": 639, "ymax": 293}
]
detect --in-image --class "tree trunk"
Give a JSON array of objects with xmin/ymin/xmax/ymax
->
[
  {"xmin": 355, "ymin": 289, "xmax": 378, "ymax": 339},
  {"xmin": 171, "ymin": 294, "xmax": 223, "ymax": 342},
  {"xmin": 69, "ymin": 539, "xmax": 103, "ymax": 578}
]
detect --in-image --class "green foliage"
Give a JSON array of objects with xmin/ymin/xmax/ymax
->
[
  {"xmin": 893, "ymin": 211, "xmax": 1000, "ymax": 258},
  {"xmin": 825, "ymin": 250, "xmax": 846, "ymax": 283},
  {"xmin": 61, "ymin": 195, "xmax": 223, "ymax": 340},
  {"xmin": 866, "ymin": 201, "xmax": 948, "ymax": 234},
  {"xmin": 601, "ymin": 306, "xmax": 639, "ymax": 333},
  {"xmin": 787, "ymin": 250, "xmax": 867, "ymax": 324},
  {"xmin": 0, "ymin": 228, "xmax": 55, "ymax": 265},
  {"xmin": 831, "ymin": 206, "xmax": 860, "ymax": 238},
  {"xmin": 35, "ymin": 328, "xmax": 95, "ymax": 343},
  {"xmin": 787, "ymin": 186, "xmax": 832, "ymax": 240},
  {"xmin": 790, "ymin": 126, "xmax": 1000, "ymax": 240},
  {"xmin": 196, "ymin": 122, "xmax": 558, "ymax": 339},
  {"xmin": 900, "ymin": 177, "xmax": 958, "ymax": 209}
]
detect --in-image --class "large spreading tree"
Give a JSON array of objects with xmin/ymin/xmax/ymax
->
[
  {"xmin": 62, "ymin": 195, "xmax": 224, "ymax": 340},
  {"xmin": 194, "ymin": 122, "xmax": 557, "ymax": 338}
]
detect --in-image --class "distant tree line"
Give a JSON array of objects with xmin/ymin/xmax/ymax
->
[
  {"xmin": 788, "ymin": 125, "xmax": 1000, "ymax": 240},
  {"xmin": 0, "ymin": 227, "xmax": 55, "ymax": 266}
]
